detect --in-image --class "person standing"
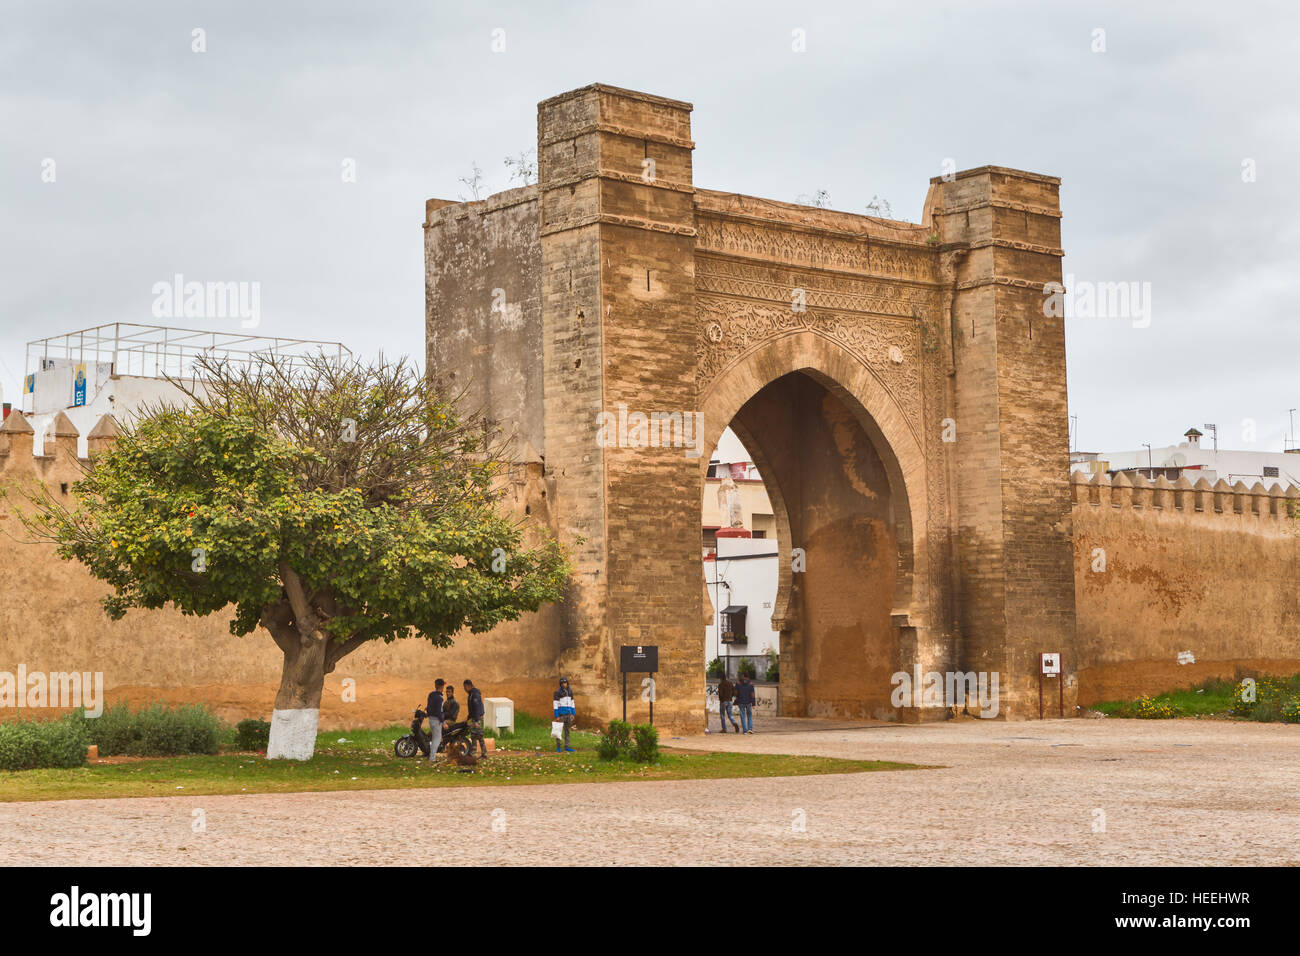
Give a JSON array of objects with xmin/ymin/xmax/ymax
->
[
  {"xmin": 553, "ymin": 677, "xmax": 576, "ymax": 753},
  {"xmin": 426, "ymin": 678, "xmax": 446, "ymax": 760},
  {"xmin": 443, "ymin": 685, "xmax": 461, "ymax": 724},
  {"xmin": 464, "ymin": 679, "xmax": 487, "ymax": 758},
  {"xmin": 716, "ymin": 673, "xmax": 740, "ymax": 733},
  {"xmin": 736, "ymin": 673, "xmax": 756, "ymax": 734}
]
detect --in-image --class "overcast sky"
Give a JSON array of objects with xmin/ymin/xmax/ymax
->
[{"xmin": 3, "ymin": 0, "xmax": 1297, "ymax": 453}]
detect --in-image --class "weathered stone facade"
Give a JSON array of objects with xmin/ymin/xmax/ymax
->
[{"xmin": 425, "ymin": 84, "xmax": 1081, "ymax": 729}]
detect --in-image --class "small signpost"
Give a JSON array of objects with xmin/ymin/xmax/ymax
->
[
  {"xmin": 1039, "ymin": 652, "xmax": 1063, "ymax": 719},
  {"xmin": 620, "ymin": 644, "xmax": 658, "ymax": 725}
]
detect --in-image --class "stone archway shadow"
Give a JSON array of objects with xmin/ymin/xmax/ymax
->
[{"xmin": 698, "ymin": 328, "xmax": 929, "ymax": 647}]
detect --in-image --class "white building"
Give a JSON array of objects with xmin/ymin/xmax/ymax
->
[
  {"xmin": 16, "ymin": 324, "xmax": 350, "ymax": 455},
  {"xmin": 703, "ymin": 519, "xmax": 780, "ymax": 663},
  {"xmin": 700, "ymin": 427, "xmax": 782, "ymax": 670},
  {"xmin": 1072, "ymin": 426, "xmax": 1300, "ymax": 490}
]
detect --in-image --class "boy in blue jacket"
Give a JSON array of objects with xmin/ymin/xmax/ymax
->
[{"xmin": 553, "ymin": 677, "xmax": 576, "ymax": 753}]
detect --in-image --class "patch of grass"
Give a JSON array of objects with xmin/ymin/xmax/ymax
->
[
  {"xmin": 316, "ymin": 710, "xmax": 602, "ymax": 757},
  {"xmin": 1090, "ymin": 672, "xmax": 1300, "ymax": 721},
  {"xmin": 0, "ymin": 706, "xmax": 930, "ymax": 801},
  {"xmin": 0, "ymin": 744, "xmax": 924, "ymax": 803},
  {"xmin": 483, "ymin": 709, "xmax": 602, "ymax": 752}
]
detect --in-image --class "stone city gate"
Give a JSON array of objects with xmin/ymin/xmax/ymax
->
[{"xmin": 426, "ymin": 84, "xmax": 1078, "ymax": 732}]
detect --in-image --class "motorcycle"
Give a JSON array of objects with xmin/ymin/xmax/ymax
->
[{"xmin": 394, "ymin": 706, "xmax": 476, "ymax": 761}]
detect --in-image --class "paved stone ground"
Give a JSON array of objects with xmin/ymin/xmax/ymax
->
[{"xmin": 2, "ymin": 718, "xmax": 1296, "ymax": 866}]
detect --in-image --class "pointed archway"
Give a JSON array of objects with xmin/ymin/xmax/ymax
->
[{"xmin": 700, "ymin": 331, "xmax": 931, "ymax": 718}]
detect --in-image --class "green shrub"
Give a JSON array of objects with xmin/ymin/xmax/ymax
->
[
  {"xmin": 595, "ymin": 735, "xmax": 619, "ymax": 761},
  {"xmin": 1230, "ymin": 675, "xmax": 1298, "ymax": 721},
  {"xmin": 1134, "ymin": 695, "xmax": 1179, "ymax": 719},
  {"xmin": 737, "ymin": 659, "xmax": 757, "ymax": 679},
  {"xmin": 597, "ymin": 719, "xmax": 658, "ymax": 762},
  {"xmin": 1229, "ymin": 679, "xmax": 1257, "ymax": 717},
  {"xmin": 631, "ymin": 723, "xmax": 659, "ymax": 763},
  {"xmin": 0, "ymin": 714, "xmax": 89, "ymax": 770},
  {"xmin": 235, "ymin": 718, "xmax": 271, "ymax": 751},
  {"xmin": 0, "ymin": 724, "xmax": 42, "ymax": 771},
  {"xmin": 764, "ymin": 648, "xmax": 779, "ymax": 682},
  {"xmin": 88, "ymin": 701, "xmax": 223, "ymax": 756},
  {"xmin": 706, "ymin": 657, "xmax": 724, "ymax": 679},
  {"xmin": 1252, "ymin": 696, "xmax": 1282, "ymax": 723},
  {"xmin": 597, "ymin": 719, "xmax": 632, "ymax": 761},
  {"xmin": 1281, "ymin": 696, "xmax": 1300, "ymax": 724}
]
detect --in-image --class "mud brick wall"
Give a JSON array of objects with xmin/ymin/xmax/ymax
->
[
  {"xmin": 1072, "ymin": 471, "xmax": 1300, "ymax": 703},
  {"xmin": 0, "ymin": 410, "xmax": 564, "ymax": 728}
]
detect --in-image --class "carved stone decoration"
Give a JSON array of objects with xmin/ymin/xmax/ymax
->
[
  {"xmin": 696, "ymin": 253, "xmax": 937, "ymax": 320},
  {"xmin": 695, "ymin": 293, "xmax": 925, "ymax": 442},
  {"xmin": 695, "ymin": 217, "xmax": 938, "ymax": 284},
  {"xmin": 695, "ymin": 294, "xmax": 805, "ymax": 390}
]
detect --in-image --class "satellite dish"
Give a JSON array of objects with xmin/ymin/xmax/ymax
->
[{"xmin": 1166, "ymin": 453, "xmax": 1187, "ymax": 468}]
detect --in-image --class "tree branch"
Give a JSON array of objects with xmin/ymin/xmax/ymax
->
[
  {"xmin": 278, "ymin": 562, "xmax": 317, "ymax": 641},
  {"xmin": 260, "ymin": 600, "xmax": 299, "ymax": 655},
  {"xmin": 324, "ymin": 633, "xmax": 369, "ymax": 673}
]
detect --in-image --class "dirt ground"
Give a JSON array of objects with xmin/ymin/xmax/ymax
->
[{"xmin": 2, "ymin": 717, "xmax": 1297, "ymax": 866}]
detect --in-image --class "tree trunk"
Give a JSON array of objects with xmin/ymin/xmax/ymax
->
[{"xmin": 266, "ymin": 632, "xmax": 327, "ymax": 760}]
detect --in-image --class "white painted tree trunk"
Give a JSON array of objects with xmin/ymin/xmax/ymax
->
[
  {"xmin": 266, "ymin": 633, "xmax": 327, "ymax": 760},
  {"xmin": 267, "ymin": 708, "xmax": 321, "ymax": 760}
]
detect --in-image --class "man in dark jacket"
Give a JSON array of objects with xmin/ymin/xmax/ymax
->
[
  {"xmin": 426, "ymin": 678, "xmax": 445, "ymax": 760},
  {"xmin": 463, "ymin": 679, "xmax": 487, "ymax": 758},
  {"xmin": 443, "ymin": 685, "xmax": 461, "ymax": 723},
  {"xmin": 735, "ymin": 674, "xmax": 756, "ymax": 734},
  {"xmin": 716, "ymin": 674, "xmax": 740, "ymax": 733}
]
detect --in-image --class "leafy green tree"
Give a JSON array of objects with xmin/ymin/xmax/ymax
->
[{"xmin": 9, "ymin": 354, "xmax": 569, "ymax": 759}]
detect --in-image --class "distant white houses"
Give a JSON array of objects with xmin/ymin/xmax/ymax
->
[
  {"xmin": 702, "ymin": 428, "xmax": 776, "ymax": 550},
  {"xmin": 702, "ymin": 428, "xmax": 781, "ymax": 668},
  {"xmin": 1072, "ymin": 427, "xmax": 1300, "ymax": 490},
  {"xmin": 704, "ymin": 534, "xmax": 780, "ymax": 666}
]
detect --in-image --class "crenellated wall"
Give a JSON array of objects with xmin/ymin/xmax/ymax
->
[
  {"xmin": 0, "ymin": 409, "xmax": 567, "ymax": 727},
  {"xmin": 1071, "ymin": 469, "xmax": 1300, "ymax": 704},
  {"xmin": 6, "ymin": 406, "xmax": 1300, "ymax": 724}
]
